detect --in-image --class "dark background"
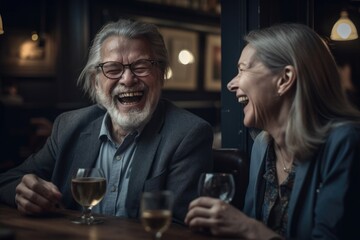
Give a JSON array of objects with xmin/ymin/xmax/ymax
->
[{"xmin": 0, "ymin": 0, "xmax": 359, "ymax": 171}]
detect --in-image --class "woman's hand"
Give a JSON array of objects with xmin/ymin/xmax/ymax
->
[
  {"xmin": 185, "ymin": 196, "xmax": 248, "ymax": 237},
  {"xmin": 185, "ymin": 197, "xmax": 283, "ymax": 240}
]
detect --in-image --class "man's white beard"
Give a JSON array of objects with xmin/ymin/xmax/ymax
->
[{"xmin": 96, "ymin": 88, "xmax": 153, "ymax": 132}]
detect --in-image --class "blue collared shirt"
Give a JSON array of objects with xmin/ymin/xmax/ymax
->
[{"xmin": 92, "ymin": 113, "xmax": 140, "ymax": 217}]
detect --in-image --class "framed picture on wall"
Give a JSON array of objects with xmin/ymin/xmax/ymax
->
[
  {"xmin": 0, "ymin": 30, "xmax": 56, "ymax": 77},
  {"xmin": 204, "ymin": 34, "xmax": 221, "ymax": 91},
  {"xmin": 159, "ymin": 27, "xmax": 198, "ymax": 90}
]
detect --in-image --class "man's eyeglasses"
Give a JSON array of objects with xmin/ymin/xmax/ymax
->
[{"xmin": 96, "ymin": 59, "xmax": 160, "ymax": 80}]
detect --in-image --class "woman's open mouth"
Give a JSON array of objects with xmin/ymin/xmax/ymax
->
[{"xmin": 238, "ymin": 96, "xmax": 249, "ymax": 107}]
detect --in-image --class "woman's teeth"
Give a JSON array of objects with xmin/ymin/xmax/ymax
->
[{"xmin": 238, "ymin": 96, "xmax": 249, "ymax": 106}]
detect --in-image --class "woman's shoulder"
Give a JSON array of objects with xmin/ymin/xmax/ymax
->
[
  {"xmin": 328, "ymin": 122, "xmax": 360, "ymax": 142},
  {"xmin": 322, "ymin": 122, "xmax": 360, "ymax": 158}
]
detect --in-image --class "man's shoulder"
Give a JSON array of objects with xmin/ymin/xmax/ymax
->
[
  {"xmin": 161, "ymin": 99, "xmax": 210, "ymax": 125},
  {"xmin": 57, "ymin": 104, "xmax": 105, "ymax": 122}
]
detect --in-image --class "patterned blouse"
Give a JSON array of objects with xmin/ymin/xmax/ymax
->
[{"xmin": 260, "ymin": 141, "xmax": 296, "ymax": 236}]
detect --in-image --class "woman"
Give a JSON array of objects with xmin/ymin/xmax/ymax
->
[{"xmin": 185, "ymin": 23, "xmax": 360, "ymax": 239}]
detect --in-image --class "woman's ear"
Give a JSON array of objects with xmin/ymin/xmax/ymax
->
[{"xmin": 277, "ymin": 65, "xmax": 296, "ymax": 96}]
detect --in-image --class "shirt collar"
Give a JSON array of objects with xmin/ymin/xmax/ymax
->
[{"xmin": 98, "ymin": 112, "xmax": 144, "ymax": 145}]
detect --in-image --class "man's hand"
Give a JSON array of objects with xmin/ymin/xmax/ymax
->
[{"xmin": 15, "ymin": 174, "xmax": 62, "ymax": 215}]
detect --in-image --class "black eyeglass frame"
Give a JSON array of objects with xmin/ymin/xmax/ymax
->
[{"xmin": 96, "ymin": 59, "xmax": 161, "ymax": 80}]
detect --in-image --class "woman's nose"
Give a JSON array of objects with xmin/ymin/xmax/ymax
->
[{"xmin": 227, "ymin": 78, "xmax": 238, "ymax": 92}]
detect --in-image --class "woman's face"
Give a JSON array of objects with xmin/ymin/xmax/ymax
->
[
  {"xmin": 95, "ymin": 35, "xmax": 163, "ymax": 131},
  {"xmin": 227, "ymin": 45, "xmax": 281, "ymax": 129}
]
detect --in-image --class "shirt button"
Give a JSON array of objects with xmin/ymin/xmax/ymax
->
[
  {"xmin": 111, "ymin": 185, "xmax": 117, "ymax": 192},
  {"xmin": 116, "ymin": 155, "xmax": 121, "ymax": 161}
]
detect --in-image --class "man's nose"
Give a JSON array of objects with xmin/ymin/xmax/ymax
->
[{"xmin": 119, "ymin": 68, "xmax": 137, "ymax": 86}]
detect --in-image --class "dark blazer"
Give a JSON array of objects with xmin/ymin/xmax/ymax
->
[
  {"xmin": 0, "ymin": 99, "xmax": 214, "ymax": 224},
  {"xmin": 244, "ymin": 124, "xmax": 360, "ymax": 240}
]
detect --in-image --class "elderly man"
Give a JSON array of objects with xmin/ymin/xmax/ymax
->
[{"xmin": 0, "ymin": 19, "xmax": 213, "ymax": 224}]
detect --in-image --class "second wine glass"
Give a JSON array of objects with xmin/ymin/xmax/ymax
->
[
  {"xmin": 198, "ymin": 173, "xmax": 235, "ymax": 203},
  {"xmin": 141, "ymin": 191, "xmax": 174, "ymax": 240},
  {"xmin": 71, "ymin": 168, "xmax": 107, "ymax": 225}
]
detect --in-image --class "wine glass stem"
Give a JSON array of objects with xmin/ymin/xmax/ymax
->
[
  {"xmin": 154, "ymin": 232, "xmax": 162, "ymax": 240},
  {"xmin": 82, "ymin": 207, "xmax": 93, "ymax": 224}
]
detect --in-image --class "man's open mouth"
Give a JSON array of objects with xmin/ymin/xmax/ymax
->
[{"xmin": 117, "ymin": 91, "xmax": 144, "ymax": 104}]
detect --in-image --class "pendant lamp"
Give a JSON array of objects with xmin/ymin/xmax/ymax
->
[{"xmin": 330, "ymin": 10, "xmax": 358, "ymax": 41}]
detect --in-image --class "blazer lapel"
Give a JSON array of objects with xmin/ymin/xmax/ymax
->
[
  {"xmin": 62, "ymin": 112, "xmax": 104, "ymax": 208},
  {"xmin": 70, "ymin": 118, "xmax": 103, "ymax": 173},
  {"xmin": 287, "ymin": 158, "xmax": 312, "ymax": 233},
  {"xmin": 249, "ymin": 132, "xmax": 268, "ymax": 218},
  {"xmin": 125, "ymin": 101, "xmax": 165, "ymax": 218},
  {"xmin": 126, "ymin": 135, "xmax": 161, "ymax": 218}
]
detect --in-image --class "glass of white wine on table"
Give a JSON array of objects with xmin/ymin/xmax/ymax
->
[
  {"xmin": 141, "ymin": 191, "xmax": 174, "ymax": 240},
  {"xmin": 198, "ymin": 173, "xmax": 235, "ymax": 203},
  {"xmin": 196, "ymin": 173, "xmax": 236, "ymax": 234},
  {"xmin": 70, "ymin": 168, "xmax": 107, "ymax": 225}
]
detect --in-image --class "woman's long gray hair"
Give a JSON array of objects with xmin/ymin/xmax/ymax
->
[
  {"xmin": 77, "ymin": 19, "xmax": 169, "ymax": 102},
  {"xmin": 245, "ymin": 23, "xmax": 360, "ymax": 160}
]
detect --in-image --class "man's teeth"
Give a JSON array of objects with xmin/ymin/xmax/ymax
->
[
  {"xmin": 117, "ymin": 91, "xmax": 143, "ymax": 104},
  {"xmin": 119, "ymin": 92, "xmax": 143, "ymax": 98}
]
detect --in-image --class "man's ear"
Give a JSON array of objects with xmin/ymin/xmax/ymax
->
[
  {"xmin": 94, "ymin": 75, "xmax": 100, "ymax": 88},
  {"xmin": 277, "ymin": 65, "xmax": 296, "ymax": 96}
]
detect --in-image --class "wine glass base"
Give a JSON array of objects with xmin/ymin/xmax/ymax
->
[
  {"xmin": 194, "ymin": 227, "xmax": 212, "ymax": 235},
  {"xmin": 70, "ymin": 216, "xmax": 104, "ymax": 225}
]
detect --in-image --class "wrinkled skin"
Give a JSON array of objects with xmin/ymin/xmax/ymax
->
[
  {"xmin": 95, "ymin": 36, "xmax": 163, "ymax": 140},
  {"xmin": 15, "ymin": 36, "xmax": 164, "ymax": 215},
  {"xmin": 15, "ymin": 174, "xmax": 62, "ymax": 215},
  {"xmin": 185, "ymin": 44, "xmax": 288, "ymax": 239}
]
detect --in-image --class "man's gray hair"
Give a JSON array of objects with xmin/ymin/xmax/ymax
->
[{"xmin": 77, "ymin": 19, "xmax": 169, "ymax": 102}]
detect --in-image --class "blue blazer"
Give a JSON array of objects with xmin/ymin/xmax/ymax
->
[
  {"xmin": 0, "ymin": 99, "xmax": 213, "ymax": 224},
  {"xmin": 244, "ymin": 124, "xmax": 360, "ymax": 239}
]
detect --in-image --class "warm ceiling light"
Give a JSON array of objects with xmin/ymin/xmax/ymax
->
[
  {"xmin": 178, "ymin": 49, "xmax": 194, "ymax": 65},
  {"xmin": 330, "ymin": 10, "xmax": 358, "ymax": 41},
  {"xmin": 31, "ymin": 32, "xmax": 39, "ymax": 41},
  {"xmin": 0, "ymin": 14, "xmax": 4, "ymax": 35}
]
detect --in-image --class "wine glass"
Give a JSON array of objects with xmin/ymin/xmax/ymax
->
[
  {"xmin": 140, "ymin": 191, "xmax": 174, "ymax": 240},
  {"xmin": 70, "ymin": 168, "xmax": 107, "ymax": 225},
  {"xmin": 198, "ymin": 173, "xmax": 235, "ymax": 203}
]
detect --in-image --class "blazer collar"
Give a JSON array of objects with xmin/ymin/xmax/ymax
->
[
  {"xmin": 125, "ymin": 100, "xmax": 166, "ymax": 217},
  {"xmin": 64, "ymin": 111, "xmax": 104, "ymax": 208},
  {"xmin": 287, "ymin": 157, "xmax": 312, "ymax": 234},
  {"xmin": 254, "ymin": 137, "xmax": 313, "ymax": 229},
  {"xmin": 71, "ymin": 115, "xmax": 103, "ymax": 171}
]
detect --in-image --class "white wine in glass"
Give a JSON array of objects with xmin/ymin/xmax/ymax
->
[
  {"xmin": 141, "ymin": 191, "xmax": 174, "ymax": 240},
  {"xmin": 198, "ymin": 173, "xmax": 235, "ymax": 203},
  {"xmin": 71, "ymin": 168, "xmax": 106, "ymax": 225}
]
